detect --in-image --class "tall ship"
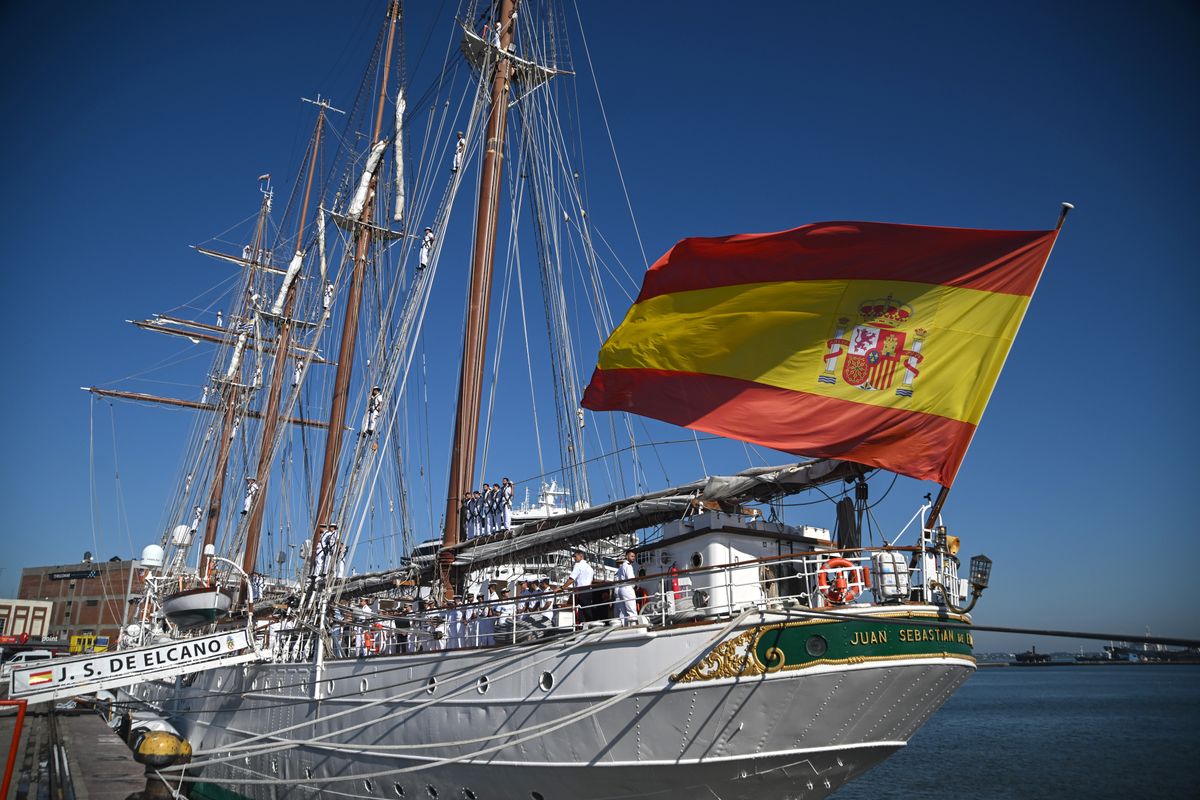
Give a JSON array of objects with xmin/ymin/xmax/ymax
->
[{"xmin": 17, "ymin": 2, "xmax": 1066, "ymax": 798}]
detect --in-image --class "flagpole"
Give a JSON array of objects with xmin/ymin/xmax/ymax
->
[{"xmin": 924, "ymin": 202, "xmax": 1074, "ymax": 532}]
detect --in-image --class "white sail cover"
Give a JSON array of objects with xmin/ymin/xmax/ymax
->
[
  {"xmin": 347, "ymin": 139, "xmax": 388, "ymax": 218},
  {"xmin": 393, "ymin": 89, "xmax": 406, "ymax": 223},
  {"xmin": 269, "ymin": 251, "xmax": 305, "ymax": 316},
  {"xmin": 317, "ymin": 208, "xmax": 327, "ymax": 282},
  {"xmin": 224, "ymin": 333, "xmax": 248, "ymax": 380}
]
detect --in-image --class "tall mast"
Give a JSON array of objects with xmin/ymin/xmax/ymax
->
[
  {"xmin": 442, "ymin": 0, "xmax": 519, "ymax": 567},
  {"xmin": 200, "ymin": 191, "xmax": 272, "ymax": 574},
  {"xmin": 241, "ymin": 108, "xmax": 326, "ymax": 579},
  {"xmin": 308, "ymin": 1, "xmax": 401, "ymax": 563}
]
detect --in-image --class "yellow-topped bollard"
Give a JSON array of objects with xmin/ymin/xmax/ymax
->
[{"xmin": 133, "ymin": 730, "xmax": 191, "ymax": 769}]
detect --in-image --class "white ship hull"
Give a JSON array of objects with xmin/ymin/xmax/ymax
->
[{"xmin": 124, "ymin": 607, "xmax": 973, "ymax": 799}]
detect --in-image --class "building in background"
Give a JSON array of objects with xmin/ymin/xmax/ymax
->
[
  {"xmin": 18, "ymin": 554, "xmax": 144, "ymax": 643},
  {"xmin": 0, "ymin": 598, "xmax": 53, "ymax": 639}
]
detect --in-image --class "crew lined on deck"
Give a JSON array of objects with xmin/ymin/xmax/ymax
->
[{"xmin": 462, "ymin": 477, "xmax": 514, "ymax": 538}]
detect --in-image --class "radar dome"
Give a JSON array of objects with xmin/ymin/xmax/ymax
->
[
  {"xmin": 141, "ymin": 543, "xmax": 165, "ymax": 568},
  {"xmin": 170, "ymin": 525, "xmax": 193, "ymax": 546}
]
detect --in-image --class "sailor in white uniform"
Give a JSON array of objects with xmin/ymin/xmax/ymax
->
[
  {"xmin": 363, "ymin": 386, "xmax": 383, "ymax": 436},
  {"xmin": 502, "ymin": 477, "xmax": 514, "ymax": 529},
  {"xmin": 615, "ymin": 549, "xmax": 638, "ymax": 625},
  {"xmin": 419, "ymin": 226, "xmax": 435, "ymax": 270},
  {"xmin": 452, "ymin": 131, "xmax": 466, "ymax": 173},
  {"xmin": 292, "ymin": 362, "xmax": 303, "ymax": 387},
  {"xmin": 188, "ymin": 505, "xmax": 204, "ymax": 534},
  {"xmin": 241, "ymin": 476, "xmax": 259, "ymax": 515},
  {"xmin": 323, "ymin": 280, "xmax": 335, "ymax": 315},
  {"xmin": 216, "ymin": 309, "xmax": 223, "ymax": 328},
  {"xmin": 313, "ymin": 525, "xmax": 337, "ymax": 582}
]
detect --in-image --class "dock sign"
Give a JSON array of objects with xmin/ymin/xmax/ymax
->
[{"xmin": 8, "ymin": 630, "xmax": 260, "ymax": 703}]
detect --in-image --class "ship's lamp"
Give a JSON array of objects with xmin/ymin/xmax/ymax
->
[
  {"xmin": 968, "ymin": 555, "xmax": 992, "ymax": 590},
  {"xmin": 932, "ymin": 553, "xmax": 992, "ymax": 615}
]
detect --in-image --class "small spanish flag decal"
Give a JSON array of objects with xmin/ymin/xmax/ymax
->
[{"xmin": 28, "ymin": 670, "xmax": 53, "ymax": 685}]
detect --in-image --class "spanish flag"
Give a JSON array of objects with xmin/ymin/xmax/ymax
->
[
  {"xmin": 581, "ymin": 221, "xmax": 1059, "ymax": 486},
  {"xmin": 27, "ymin": 669, "xmax": 53, "ymax": 685}
]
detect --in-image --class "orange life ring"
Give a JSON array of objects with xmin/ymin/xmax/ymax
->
[{"xmin": 817, "ymin": 558, "xmax": 872, "ymax": 605}]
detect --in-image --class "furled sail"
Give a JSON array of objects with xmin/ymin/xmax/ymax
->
[
  {"xmin": 347, "ymin": 139, "xmax": 389, "ymax": 218},
  {"xmin": 393, "ymin": 89, "xmax": 406, "ymax": 223},
  {"xmin": 582, "ymin": 221, "xmax": 1059, "ymax": 486},
  {"xmin": 445, "ymin": 458, "xmax": 865, "ymax": 570},
  {"xmin": 317, "ymin": 208, "xmax": 327, "ymax": 282},
  {"xmin": 269, "ymin": 250, "xmax": 305, "ymax": 316}
]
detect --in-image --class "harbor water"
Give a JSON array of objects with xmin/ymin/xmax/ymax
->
[{"xmin": 832, "ymin": 665, "xmax": 1200, "ymax": 798}]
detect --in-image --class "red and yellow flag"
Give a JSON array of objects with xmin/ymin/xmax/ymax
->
[
  {"xmin": 581, "ymin": 221, "xmax": 1058, "ymax": 486},
  {"xmin": 27, "ymin": 669, "xmax": 53, "ymax": 685}
]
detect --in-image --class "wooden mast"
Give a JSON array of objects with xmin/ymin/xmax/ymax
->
[
  {"xmin": 441, "ymin": 0, "xmax": 519, "ymax": 583},
  {"xmin": 200, "ymin": 192, "xmax": 272, "ymax": 576},
  {"xmin": 242, "ymin": 109, "xmax": 326, "ymax": 579},
  {"xmin": 307, "ymin": 1, "xmax": 401, "ymax": 563}
]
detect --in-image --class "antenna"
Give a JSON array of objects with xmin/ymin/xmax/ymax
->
[{"xmin": 302, "ymin": 94, "xmax": 346, "ymax": 115}]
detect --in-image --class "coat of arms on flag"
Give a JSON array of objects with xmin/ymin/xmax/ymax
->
[{"xmin": 819, "ymin": 296, "xmax": 926, "ymax": 397}]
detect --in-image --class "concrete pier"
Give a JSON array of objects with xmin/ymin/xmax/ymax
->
[{"xmin": 1, "ymin": 704, "xmax": 147, "ymax": 800}]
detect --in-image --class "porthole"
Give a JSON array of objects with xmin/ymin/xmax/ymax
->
[
  {"xmin": 215, "ymin": 677, "xmax": 223, "ymax": 689},
  {"xmin": 244, "ymin": 755, "xmax": 250, "ymax": 765},
  {"xmin": 393, "ymin": 784, "xmax": 405, "ymax": 797},
  {"xmin": 806, "ymin": 635, "xmax": 829, "ymax": 657},
  {"xmin": 532, "ymin": 793, "xmax": 545, "ymax": 800},
  {"xmin": 327, "ymin": 680, "xmax": 335, "ymax": 694},
  {"xmin": 360, "ymin": 678, "xmax": 369, "ymax": 693},
  {"xmin": 538, "ymin": 671, "xmax": 554, "ymax": 692},
  {"xmin": 427, "ymin": 786, "xmax": 439, "ymax": 798},
  {"xmin": 270, "ymin": 758, "xmax": 278, "ymax": 775},
  {"xmin": 364, "ymin": 779, "xmax": 375, "ymax": 793},
  {"xmin": 690, "ymin": 551, "xmax": 703, "ymax": 568},
  {"xmin": 426, "ymin": 677, "xmax": 437, "ymax": 695},
  {"xmin": 463, "ymin": 790, "xmax": 477, "ymax": 800},
  {"xmin": 304, "ymin": 768, "xmax": 313, "ymax": 779},
  {"xmin": 659, "ymin": 552, "xmax": 671, "ymax": 566},
  {"xmin": 476, "ymin": 676, "xmax": 489, "ymax": 695}
]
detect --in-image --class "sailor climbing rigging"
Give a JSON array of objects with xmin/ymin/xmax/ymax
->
[
  {"xmin": 452, "ymin": 131, "xmax": 466, "ymax": 173},
  {"xmin": 418, "ymin": 226, "xmax": 435, "ymax": 270},
  {"xmin": 363, "ymin": 386, "xmax": 383, "ymax": 436},
  {"xmin": 241, "ymin": 476, "xmax": 259, "ymax": 515}
]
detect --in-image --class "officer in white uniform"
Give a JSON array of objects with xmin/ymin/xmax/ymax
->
[
  {"xmin": 615, "ymin": 549, "xmax": 638, "ymax": 624},
  {"xmin": 562, "ymin": 550, "xmax": 594, "ymax": 624}
]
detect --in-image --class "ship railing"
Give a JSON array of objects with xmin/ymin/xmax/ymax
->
[
  {"xmin": 323, "ymin": 547, "xmax": 954, "ymax": 656},
  {"xmin": 566, "ymin": 546, "xmax": 945, "ymax": 629}
]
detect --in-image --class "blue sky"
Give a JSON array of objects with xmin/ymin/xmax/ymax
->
[{"xmin": 0, "ymin": 2, "xmax": 1196, "ymax": 651}]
